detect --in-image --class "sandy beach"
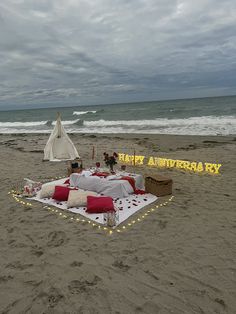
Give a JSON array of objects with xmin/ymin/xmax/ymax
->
[{"xmin": 0, "ymin": 133, "xmax": 235, "ymax": 314}]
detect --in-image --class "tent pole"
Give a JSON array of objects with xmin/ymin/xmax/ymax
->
[
  {"xmin": 134, "ymin": 148, "xmax": 136, "ymax": 166},
  {"xmin": 92, "ymin": 145, "xmax": 95, "ymax": 160}
]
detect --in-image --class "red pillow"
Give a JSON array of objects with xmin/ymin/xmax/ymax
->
[
  {"xmin": 52, "ymin": 185, "xmax": 71, "ymax": 201},
  {"xmin": 86, "ymin": 196, "xmax": 114, "ymax": 213}
]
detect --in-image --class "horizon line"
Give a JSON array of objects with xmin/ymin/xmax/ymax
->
[{"xmin": 0, "ymin": 93, "xmax": 235, "ymax": 112}]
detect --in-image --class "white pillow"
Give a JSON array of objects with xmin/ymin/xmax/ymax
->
[
  {"xmin": 67, "ymin": 190, "xmax": 97, "ymax": 208},
  {"xmin": 81, "ymin": 170, "xmax": 93, "ymax": 177},
  {"xmin": 39, "ymin": 184, "xmax": 56, "ymax": 199}
]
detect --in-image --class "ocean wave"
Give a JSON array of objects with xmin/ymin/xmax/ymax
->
[
  {"xmin": 0, "ymin": 119, "xmax": 83, "ymax": 128},
  {"xmin": 0, "ymin": 121, "xmax": 48, "ymax": 127},
  {"xmin": 0, "ymin": 128, "xmax": 51, "ymax": 134},
  {"xmin": 51, "ymin": 119, "xmax": 82, "ymax": 126},
  {"xmin": 0, "ymin": 115, "xmax": 235, "ymax": 135},
  {"xmin": 71, "ymin": 114, "xmax": 234, "ymax": 136},
  {"xmin": 83, "ymin": 116, "xmax": 236, "ymax": 128},
  {"xmin": 73, "ymin": 110, "xmax": 97, "ymax": 115},
  {"xmin": 72, "ymin": 119, "xmax": 84, "ymax": 126},
  {"xmin": 45, "ymin": 120, "xmax": 52, "ymax": 126}
]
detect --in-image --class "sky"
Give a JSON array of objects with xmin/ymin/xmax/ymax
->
[{"xmin": 0, "ymin": 0, "xmax": 236, "ymax": 110}]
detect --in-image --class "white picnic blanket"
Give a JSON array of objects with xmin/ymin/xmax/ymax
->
[{"xmin": 31, "ymin": 178, "xmax": 157, "ymax": 226}]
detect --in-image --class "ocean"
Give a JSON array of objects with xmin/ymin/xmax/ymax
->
[{"xmin": 0, "ymin": 96, "xmax": 236, "ymax": 136}]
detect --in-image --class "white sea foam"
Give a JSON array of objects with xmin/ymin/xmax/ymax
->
[
  {"xmin": 51, "ymin": 119, "xmax": 81, "ymax": 126},
  {"xmin": 83, "ymin": 116, "xmax": 236, "ymax": 128},
  {"xmin": 73, "ymin": 111, "xmax": 97, "ymax": 115},
  {"xmin": 0, "ymin": 119, "xmax": 81, "ymax": 128},
  {"xmin": 0, "ymin": 128, "xmax": 50, "ymax": 134},
  {"xmin": 0, "ymin": 115, "xmax": 235, "ymax": 135},
  {"xmin": 0, "ymin": 121, "xmax": 48, "ymax": 127},
  {"xmin": 81, "ymin": 116, "xmax": 236, "ymax": 135}
]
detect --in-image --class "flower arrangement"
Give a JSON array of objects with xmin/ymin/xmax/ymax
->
[{"xmin": 103, "ymin": 152, "xmax": 118, "ymax": 172}]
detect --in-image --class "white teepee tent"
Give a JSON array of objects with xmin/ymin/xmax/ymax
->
[{"xmin": 44, "ymin": 113, "xmax": 79, "ymax": 161}]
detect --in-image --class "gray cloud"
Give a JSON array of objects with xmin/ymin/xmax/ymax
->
[{"xmin": 0, "ymin": 0, "xmax": 236, "ymax": 109}]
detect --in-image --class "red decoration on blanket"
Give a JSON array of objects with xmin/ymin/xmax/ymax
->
[
  {"xmin": 134, "ymin": 189, "xmax": 146, "ymax": 195},
  {"xmin": 86, "ymin": 196, "xmax": 115, "ymax": 213},
  {"xmin": 120, "ymin": 176, "xmax": 136, "ymax": 191},
  {"xmin": 92, "ymin": 172, "xmax": 110, "ymax": 178},
  {"xmin": 64, "ymin": 178, "xmax": 70, "ymax": 185},
  {"xmin": 119, "ymin": 176, "xmax": 146, "ymax": 194}
]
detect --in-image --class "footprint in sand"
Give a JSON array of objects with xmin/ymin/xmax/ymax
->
[
  {"xmin": 112, "ymin": 260, "xmax": 130, "ymax": 271},
  {"xmin": 48, "ymin": 293, "xmax": 64, "ymax": 308},
  {"xmin": 215, "ymin": 298, "xmax": 226, "ymax": 308},
  {"xmin": 39, "ymin": 287, "xmax": 64, "ymax": 308},
  {"xmin": 31, "ymin": 245, "xmax": 44, "ymax": 257},
  {"xmin": 68, "ymin": 276, "xmax": 101, "ymax": 294},
  {"xmin": 70, "ymin": 261, "xmax": 83, "ymax": 267},
  {"xmin": 158, "ymin": 220, "xmax": 168, "ymax": 229},
  {"xmin": 47, "ymin": 231, "xmax": 68, "ymax": 247},
  {"xmin": 6, "ymin": 261, "xmax": 33, "ymax": 270},
  {"xmin": 0, "ymin": 275, "xmax": 14, "ymax": 283}
]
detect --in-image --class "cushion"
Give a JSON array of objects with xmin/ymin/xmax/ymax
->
[
  {"xmin": 52, "ymin": 185, "xmax": 72, "ymax": 202},
  {"xmin": 69, "ymin": 173, "xmax": 81, "ymax": 187},
  {"xmin": 39, "ymin": 184, "xmax": 56, "ymax": 199},
  {"xmin": 67, "ymin": 190, "xmax": 97, "ymax": 208},
  {"xmin": 86, "ymin": 196, "xmax": 114, "ymax": 213}
]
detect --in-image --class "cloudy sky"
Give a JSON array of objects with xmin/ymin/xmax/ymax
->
[{"xmin": 0, "ymin": 0, "xmax": 236, "ymax": 109}]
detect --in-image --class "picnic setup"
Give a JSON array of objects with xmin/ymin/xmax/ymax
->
[{"xmin": 9, "ymin": 114, "xmax": 174, "ymax": 234}]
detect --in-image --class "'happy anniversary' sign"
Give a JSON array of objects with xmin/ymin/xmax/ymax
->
[{"xmin": 118, "ymin": 153, "xmax": 222, "ymax": 174}]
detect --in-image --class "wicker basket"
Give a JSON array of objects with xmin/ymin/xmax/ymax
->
[{"xmin": 145, "ymin": 175, "xmax": 173, "ymax": 197}]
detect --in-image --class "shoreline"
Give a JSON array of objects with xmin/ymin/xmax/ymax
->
[{"xmin": 1, "ymin": 132, "xmax": 235, "ymax": 137}]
